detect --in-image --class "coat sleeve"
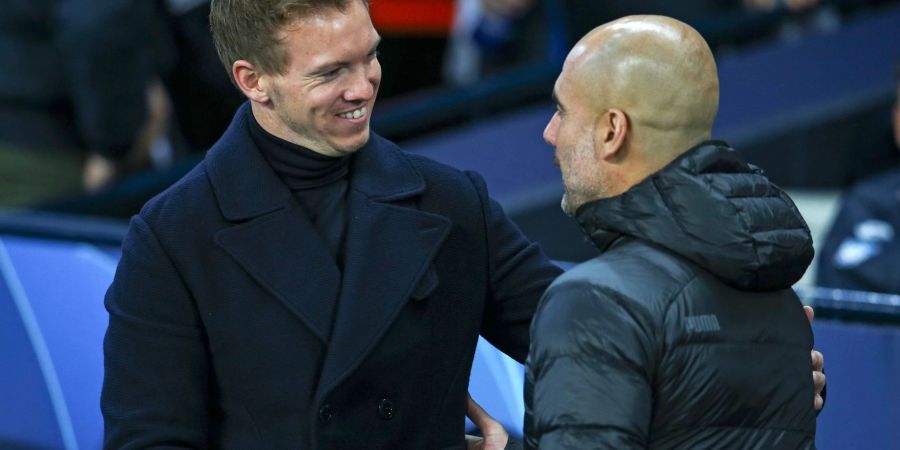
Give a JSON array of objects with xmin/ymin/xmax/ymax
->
[
  {"xmin": 464, "ymin": 171, "xmax": 563, "ymax": 363},
  {"xmin": 524, "ymin": 281, "xmax": 656, "ymax": 450},
  {"xmin": 101, "ymin": 215, "xmax": 208, "ymax": 449}
]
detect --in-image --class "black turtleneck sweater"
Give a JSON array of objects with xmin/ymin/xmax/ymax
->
[{"xmin": 248, "ymin": 112, "xmax": 350, "ymax": 269}]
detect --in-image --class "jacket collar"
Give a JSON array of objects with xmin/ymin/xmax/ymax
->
[{"xmin": 206, "ymin": 102, "xmax": 426, "ymax": 221}]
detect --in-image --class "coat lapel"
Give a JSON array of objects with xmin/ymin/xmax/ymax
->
[
  {"xmin": 214, "ymin": 205, "xmax": 340, "ymax": 343},
  {"xmin": 314, "ymin": 136, "xmax": 451, "ymax": 402},
  {"xmin": 206, "ymin": 106, "xmax": 451, "ymax": 394},
  {"xmin": 207, "ymin": 103, "xmax": 341, "ymax": 343}
]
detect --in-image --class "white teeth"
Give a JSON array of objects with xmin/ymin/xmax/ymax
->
[{"xmin": 340, "ymin": 107, "xmax": 367, "ymax": 119}]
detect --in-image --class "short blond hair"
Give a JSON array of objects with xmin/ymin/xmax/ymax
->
[{"xmin": 210, "ymin": 0, "xmax": 366, "ymax": 81}]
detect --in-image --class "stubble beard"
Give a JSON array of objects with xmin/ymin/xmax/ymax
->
[
  {"xmin": 269, "ymin": 86, "xmax": 371, "ymax": 156},
  {"xmin": 560, "ymin": 129, "xmax": 610, "ymax": 217}
]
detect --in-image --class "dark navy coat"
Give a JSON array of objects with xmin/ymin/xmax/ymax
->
[{"xmin": 101, "ymin": 104, "xmax": 562, "ymax": 449}]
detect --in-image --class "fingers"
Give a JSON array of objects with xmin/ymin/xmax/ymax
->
[
  {"xmin": 811, "ymin": 346, "xmax": 825, "ymax": 412},
  {"xmin": 466, "ymin": 393, "xmax": 489, "ymax": 424},
  {"xmin": 811, "ymin": 350, "xmax": 824, "ymax": 372},
  {"xmin": 465, "ymin": 395, "xmax": 489, "ymax": 450},
  {"xmin": 803, "ymin": 305, "xmax": 815, "ymax": 324},
  {"xmin": 466, "ymin": 393, "xmax": 509, "ymax": 450},
  {"xmin": 812, "ymin": 367, "xmax": 826, "ymax": 411},
  {"xmin": 467, "ymin": 393, "xmax": 500, "ymax": 432},
  {"xmin": 465, "ymin": 434, "xmax": 484, "ymax": 450},
  {"xmin": 813, "ymin": 368, "xmax": 826, "ymax": 394}
]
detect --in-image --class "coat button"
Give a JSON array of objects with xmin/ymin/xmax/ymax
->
[
  {"xmin": 318, "ymin": 404, "xmax": 336, "ymax": 423},
  {"xmin": 378, "ymin": 398, "xmax": 395, "ymax": 420}
]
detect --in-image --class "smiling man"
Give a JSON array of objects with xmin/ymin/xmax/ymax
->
[
  {"xmin": 100, "ymin": 0, "xmax": 561, "ymax": 448},
  {"xmin": 231, "ymin": 1, "xmax": 381, "ymax": 155}
]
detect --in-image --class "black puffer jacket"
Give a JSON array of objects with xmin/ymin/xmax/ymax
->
[{"xmin": 524, "ymin": 141, "xmax": 817, "ymax": 449}]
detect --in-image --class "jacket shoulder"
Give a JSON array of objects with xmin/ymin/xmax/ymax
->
[
  {"xmin": 533, "ymin": 243, "xmax": 684, "ymax": 353},
  {"xmin": 549, "ymin": 240, "xmax": 696, "ymax": 311},
  {"xmin": 369, "ymin": 134, "xmax": 469, "ymax": 178},
  {"xmin": 137, "ymin": 160, "xmax": 219, "ymax": 232},
  {"xmin": 381, "ymin": 144, "xmax": 494, "ymax": 212},
  {"xmin": 402, "ymin": 150, "xmax": 479, "ymax": 185}
]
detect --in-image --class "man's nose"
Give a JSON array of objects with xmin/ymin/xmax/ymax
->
[
  {"xmin": 543, "ymin": 113, "xmax": 558, "ymax": 146},
  {"xmin": 344, "ymin": 67, "xmax": 377, "ymax": 101}
]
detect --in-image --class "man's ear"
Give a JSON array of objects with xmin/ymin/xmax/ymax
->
[
  {"xmin": 594, "ymin": 108, "xmax": 628, "ymax": 161},
  {"xmin": 233, "ymin": 60, "xmax": 270, "ymax": 104}
]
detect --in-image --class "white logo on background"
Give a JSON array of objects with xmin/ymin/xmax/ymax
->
[{"xmin": 834, "ymin": 220, "xmax": 894, "ymax": 268}]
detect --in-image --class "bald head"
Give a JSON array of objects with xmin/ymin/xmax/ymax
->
[{"xmin": 565, "ymin": 15, "xmax": 719, "ymax": 158}]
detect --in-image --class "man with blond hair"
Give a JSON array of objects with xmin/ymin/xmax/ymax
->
[
  {"xmin": 525, "ymin": 16, "xmax": 819, "ymax": 448},
  {"xmin": 101, "ymin": 0, "xmax": 559, "ymax": 448}
]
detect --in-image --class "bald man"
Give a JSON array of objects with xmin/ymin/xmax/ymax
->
[{"xmin": 523, "ymin": 16, "xmax": 818, "ymax": 448}]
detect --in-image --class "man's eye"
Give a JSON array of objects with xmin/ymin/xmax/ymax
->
[{"xmin": 322, "ymin": 68, "xmax": 341, "ymax": 78}]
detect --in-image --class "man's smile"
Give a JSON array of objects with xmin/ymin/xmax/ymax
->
[{"xmin": 338, "ymin": 106, "xmax": 368, "ymax": 121}]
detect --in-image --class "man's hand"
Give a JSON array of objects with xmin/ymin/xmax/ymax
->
[
  {"xmin": 805, "ymin": 305, "xmax": 826, "ymax": 411},
  {"xmin": 465, "ymin": 393, "xmax": 509, "ymax": 450}
]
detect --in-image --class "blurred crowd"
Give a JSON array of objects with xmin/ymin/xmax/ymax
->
[
  {"xmin": 0, "ymin": 0, "xmax": 243, "ymax": 208},
  {"xmin": 817, "ymin": 65, "xmax": 900, "ymax": 295}
]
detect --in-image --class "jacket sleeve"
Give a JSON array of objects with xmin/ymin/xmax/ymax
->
[
  {"xmin": 465, "ymin": 171, "xmax": 563, "ymax": 363},
  {"xmin": 101, "ymin": 215, "xmax": 208, "ymax": 449},
  {"xmin": 525, "ymin": 281, "xmax": 656, "ymax": 450}
]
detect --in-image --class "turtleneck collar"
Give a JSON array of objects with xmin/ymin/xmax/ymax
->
[{"xmin": 248, "ymin": 111, "xmax": 351, "ymax": 190}]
